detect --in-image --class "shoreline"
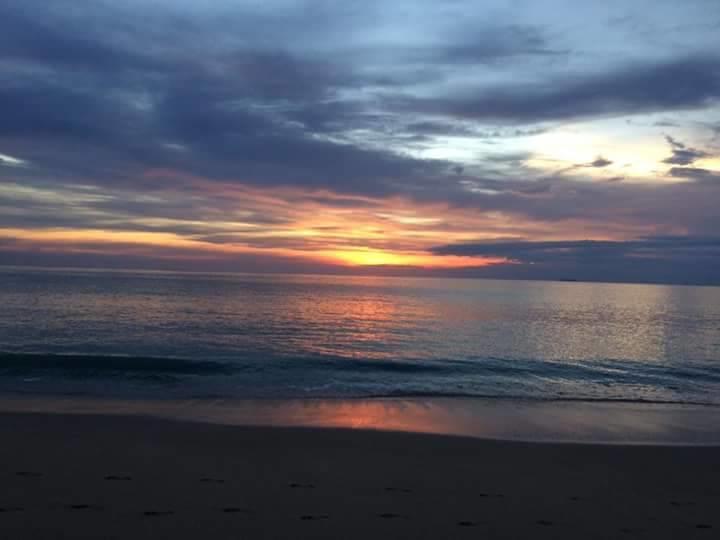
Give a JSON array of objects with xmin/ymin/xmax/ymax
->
[
  {"xmin": 4, "ymin": 263, "xmax": 720, "ymax": 288},
  {"xmin": 1, "ymin": 411, "xmax": 719, "ymax": 539},
  {"xmin": 2, "ymin": 394, "xmax": 720, "ymax": 445}
]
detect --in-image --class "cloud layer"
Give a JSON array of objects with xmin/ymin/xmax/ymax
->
[{"xmin": 1, "ymin": 0, "xmax": 720, "ymax": 284}]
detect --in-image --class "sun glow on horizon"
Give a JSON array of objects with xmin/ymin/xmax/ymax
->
[
  {"xmin": 325, "ymin": 248, "xmax": 504, "ymax": 269},
  {"xmin": 0, "ymin": 173, "xmax": 665, "ymax": 274},
  {"xmin": 331, "ymin": 249, "xmax": 409, "ymax": 267},
  {"xmin": 0, "ymin": 226, "xmax": 508, "ymax": 272}
]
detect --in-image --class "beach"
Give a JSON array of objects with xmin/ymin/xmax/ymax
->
[
  {"xmin": 3, "ymin": 0, "xmax": 720, "ymax": 536},
  {"xmin": 2, "ymin": 271, "xmax": 720, "ymax": 538},
  {"xmin": 2, "ymin": 411, "xmax": 718, "ymax": 539}
]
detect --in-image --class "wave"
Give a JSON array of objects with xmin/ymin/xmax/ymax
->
[
  {"xmin": 361, "ymin": 390, "xmax": 720, "ymax": 407},
  {"xmin": 0, "ymin": 352, "xmax": 455, "ymax": 379},
  {"xmin": 305, "ymin": 355, "xmax": 720, "ymax": 386},
  {"xmin": 1, "ymin": 351, "xmax": 719, "ymax": 406},
  {"xmin": 3, "ymin": 351, "xmax": 719, "ymax": 381},
  {"xmin": 277, "ymin": 356, "xmax": 453, "ymax": 374},
  {"xmin": 0, "ymin": 352, "xmax": 233, "ymax": 376}
]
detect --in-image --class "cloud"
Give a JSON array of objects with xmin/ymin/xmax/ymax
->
[
  {"xmin": 589, "ymin": 156, "xmax": 613, "ymax": 168},
  {"xmin": 1, "ymin": 0, "xmax": 720, "ymax": 284},
  {"xmin": 668, "ymin": 167, "xmax": 720, "ymax": 183},
  {"xmin": 401, "ymin": 122, "xmax": 548, "ymax": 140},
  {"xmin": 389, "ymin": 55, "xmax": 720, "ymax": 124},
  {"xmin": 0, "ymin": 240, "xmax": 348, "ymax": 275},
  {"xmin": 0, "ymin": 55, "xmax": 453, "ymax": 199},
  {"xmin": 0, "ymin": 153, "xmax": 27, "ymax": 167},
  {"xmin": 0, "ymin": 2, "xmax": 160, "ymax": 71},
  {"xmin": 412, "ymin": 24, "xmax": 568, "ymax": 65},
  {"xmin": 429, "ymin": 236, "xmax": 720, "ymax": 284},
  {"xmin": 662, "ymin": 135, "xmax": 708, "ymax": 165},
  {"xmin": 1, "ymin": 1, "xmax": 717, "ymax": 200},
  {"xmin": 431, "ymin": 236, "xmax": 720, "ymax": 259}
]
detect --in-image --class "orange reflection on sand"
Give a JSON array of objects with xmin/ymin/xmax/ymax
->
[
  {"xmin": 4, "ymin": 397, "xmax": 720, "ymax": 443},
  {"xmin": 240, "ymin": 399, "xmax": 463, "ymax": 434}
]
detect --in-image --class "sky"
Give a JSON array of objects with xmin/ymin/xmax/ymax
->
[{"xmin": 1, "ymin": 0, "xmax": 719, "ymax": 284}]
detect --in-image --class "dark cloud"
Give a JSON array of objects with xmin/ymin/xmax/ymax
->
[
  {"xmin": 589, "ymin": 156, "xmax": 613, "ymax": 168},
  {"xmin": 662, "ymin": 135, "xmax": 708, "ymax": 165},
  {"xmin": 431, "ymin": 236, "xmax": 720, "ymax": 259},
  {"xmin": 0, "ymin": 2, "xmax": 158, "ymax": 71},
  {"xmin": 654, "ymin": 120, "xmax": 680, "ymax": 127},
  {"xmin": 0, "ymin": 57, "xmax": 451, "ymax": 199},
  {"xmin": 1, "ymin": 1, "xmax": 720, "ymax": 284},
  {"xmin": 404, "ymin": 121, "xmax": 478, "ymax": 137},
  {"xmin": 430, "ymin": 236, "xmax": 720, "ymax": 285},
  {"xmin": 402, "ymin": 122, "xmax": 547, "ymax": 139},
  {"xmin": 665, "ymin": 135, "xmax": 686, "ymax": 149},
  {"xmin": 668, "ymin": 167, "xmax": 720, "ymax": 183},
  {"xmin": 0, "ymin": 243, "xmax": 352, "ymax": 276},
  {"xmin": 0, "ymin": 83, "xmax": 128, "ymax": 140},
  {"xmin": 416, "ymin": 24, "xmax": 567, "ymax": 65},
  {"xmin": 0, "ymin": 2, "xmax": 467, "ymax": 199},
  {"xmin": 1, "ymin": 2, "xmax": 716, "ymax": 200},
  {"xmin": 433, "ymin": 173, "xmax": 720, "ymax": 236},
  {"xmin": 390, "ymin": 56, "xmax": 720, "ymax": 123}
]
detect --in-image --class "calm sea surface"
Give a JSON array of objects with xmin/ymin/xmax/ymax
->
[{"xmin": 1, "ymin": 267, "xmax": 719, "ymax": 405}]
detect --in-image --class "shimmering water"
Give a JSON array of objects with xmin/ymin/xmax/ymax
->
[{"xmin": 1, "ymin": 267, "xmax": 719, "ymax": 405}]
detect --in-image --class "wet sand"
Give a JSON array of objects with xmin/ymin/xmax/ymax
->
[
  {"xmin": 1, "ymin": 412, "xmax": 719, "ymax": 539},
  {"xmin": 3, "ymin": 396, "xmax": 720, "ymax": 444}
]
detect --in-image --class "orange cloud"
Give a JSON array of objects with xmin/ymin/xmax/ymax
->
[{"xmin": 0, "ymin": 167, "xmax": 665, "ymax": 273}]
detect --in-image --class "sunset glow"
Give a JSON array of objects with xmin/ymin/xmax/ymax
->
[
  {"xmin": 3, "ymin": 4, "xmax": 720, "ymax": 540},
  {"xmin": 0, "ymin": 0, "xmax": 719, "ymax": 284}
]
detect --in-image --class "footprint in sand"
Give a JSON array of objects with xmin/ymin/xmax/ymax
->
[
  {"xmin": 384, "ymin": 487, "xmax": 412, "ymax": 493},
  {"xmin": 670, "ymin": 500, "xmax": 696, "ymax": 507},
  {"xmin": 66, "ymin": 504, "xmax": 102, "ymax": 511},
  {"xmin": 222, "ymin": 507, "xmax": 250, "ymax": 514},
  {"xmin": 300, "ymin": 514, "xmax": 329, "ymax": 521},
  {"xmin": 105, "ymin": 475, "xmax": 132, "ymax": 481}
]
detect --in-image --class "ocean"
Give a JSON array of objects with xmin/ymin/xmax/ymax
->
[{"xmin": 1, "ymin": 266, "xmax": 719, "ymax": 407}]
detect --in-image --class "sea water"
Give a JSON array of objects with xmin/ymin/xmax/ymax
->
[{"xmin": 1, "ymin": 267, "xmax": 718, "ymax": 407}]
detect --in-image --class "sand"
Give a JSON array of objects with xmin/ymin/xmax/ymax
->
[{"xmin": 1, "ymin": 412, "xmax": 718, "ymax": 539}]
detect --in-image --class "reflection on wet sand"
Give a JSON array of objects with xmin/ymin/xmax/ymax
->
[{"xmin": 2, "ymin": 396, "xmax": 720, "ymax": 445}]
